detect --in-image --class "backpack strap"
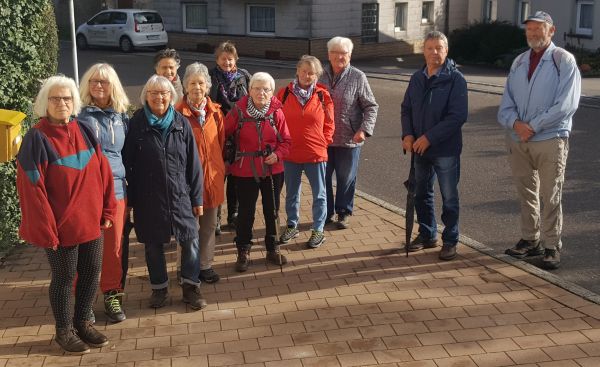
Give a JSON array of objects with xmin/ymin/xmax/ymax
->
[{"xmin": 281, "ymin": 87, "xmax": 291, "ymax": 105}]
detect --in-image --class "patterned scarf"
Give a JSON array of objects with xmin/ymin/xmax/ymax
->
[
  {"xmin": 215, "ymin": 67, "xmax": 243, "ymax": 102},
  {"xmin": 292, "ymin": 79, "xmax": 315, "ymax": 106},
  {"xmin": 247, "ymin": 97, "xmax": 270, "ymax": 120},
  {"xmin": 187, "ymin": 96, "xmax": 207, "ymax": 126}
]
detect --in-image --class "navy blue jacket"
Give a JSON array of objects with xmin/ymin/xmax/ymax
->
[
  {"xmin": 401, "ymin": 59, "xmax": 468, "ymax": 157},
  {"xmin": 123, "ymin": 109, "xmax": 203, "ymax": 244}
]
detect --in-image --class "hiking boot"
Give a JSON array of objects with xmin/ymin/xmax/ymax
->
[
  {"xmin": 542, "ymin": 248, "xmax": 561, "ymax": 270},
  {"xmin": 336, "ymin": 214, "xmax": 350, "ymax": 229},
  {"xmin": 104, "ymin": 290, "xmax": 126, "ymax": 323},
  {"xmin": 149, "ymin": 288, "xmax": 168, "ymax": 308},
  {"xmin": 235, "ymin": 248, "xmax": 250, "ymax": 272},
  {"xmin": 74, "ymin": 321, "xmax": 109, "ymax": 348},
  {"xmin": 505, "ymin": 239, "xmax": 543, "ymax": 258},
  {"xmin": 199, "ymin": 268, "xmax": 220, "ymax": 284},
  {"xmin": 266, "ymin": 247, "xmax": 288, "ymax": 265},
  {"xmin": 181, "ymin": 283, "xmax": 208, "ymax": 310},
  {"xmin": 325, "ymin": 216, "xmax": 334, "ymax": 225},
  {"xmin": 307, "ymin": 230, "xmax": 326, "ymax": 248},
  {"xmin": 407, "ymin": 235, "xmax": 438, "ymax": 252},
  {"xmin": 55, "ymin": 328, "xmax": 90, "ymax": 354},
  {"xmin": 439, "ymin": 244, "xmax": 457, "ymax": 261},
  {"xmin": 280, "ymin": 226, "xmax": 299, "ymax": 243}
]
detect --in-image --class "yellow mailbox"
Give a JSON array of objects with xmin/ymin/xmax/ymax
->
[{"xmin": 0, "ymin": 109, "xmax": 26, "ymax": 163}]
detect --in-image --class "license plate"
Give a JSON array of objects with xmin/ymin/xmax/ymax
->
[{"xmin": 147, "ymin": 35, "xmax": 159, "ymax": 40}]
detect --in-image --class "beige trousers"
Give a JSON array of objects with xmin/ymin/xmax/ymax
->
[
  {"xmin": 507, "ymin": 136, "xmax": 569, "ymax": 250},
  {"xmin": 198, "ymin": 207, "xmax": 219, "ymax": 270}
]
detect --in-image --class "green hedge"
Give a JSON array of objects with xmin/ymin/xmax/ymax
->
[{"xmin": 0, "ymin": 0, "xmax": 58, "ymax": 253}]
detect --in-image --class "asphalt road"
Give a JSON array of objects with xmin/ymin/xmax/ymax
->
[{"xmin": 58, "ymin": 45, "xmax": 600, "ymax": 296}]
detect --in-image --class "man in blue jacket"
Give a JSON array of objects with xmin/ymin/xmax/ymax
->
[
  {"xmin": 498, "ymin": 11, "xmax": 581, "ymax": 270},
  {"xmin": 401, "ymin": 31, "xmax": 468, "ymax": 261}
]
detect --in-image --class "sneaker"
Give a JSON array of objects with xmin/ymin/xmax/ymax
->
[
  {"xmin": 407, "ymin": 235, "xmax": 438, "ymax": 252},
  {"xmin": 215, "ymin": 219, "xmax": 222, "ymax": 236},
  {"xmin": 279, "ymin": 226, "xmax": 299, "ymax": 243},
  {"xmin": 542, "ymin": 248, "xmax": 560, "ymax": 270},
  {"xmin": 199, "ymin": 268, "xmax": 220, "ymax": 283},
  {"xmin": 55, "ymin": 328, "xmax": 90, "ymax": 354},
  {"xmin": 438, "ymin": 244, "xmax": 457, "ymax": 261},
  {"xmin": 336, "ymin": 214, "xmax": 350, "ymax": 229},
  {"xmin": 149, "ymin": 288, "xmax": 169, "ymax": 308},
  {"xmin": 181, "ymin": 283, "xmax": 208, "ymax": 310},
  {"xmin": 266, "ymin": 248, "xmax": 288, "ymax": 265},
  {"xmin": 235, "ymin": 248, "xmax": 250, "ymax": 272},
  {"xmin": 505, "ymin": 239, "xmax": 543, "ymax": 258},
  {"xmin": 307, "ymin": 230, "xmax": 325, "ymax": 248},
  {"xmin": 104, "ymin": 290, "xmax": 126, "ymax": 323},
  {"xmin": 74, "ymin": 321, "xmax": 109, "ymax": 348}
]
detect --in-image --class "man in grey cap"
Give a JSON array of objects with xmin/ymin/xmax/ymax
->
[{"xmin": 498, "ymin": 11, "xmax": 581, "ymax": 269}]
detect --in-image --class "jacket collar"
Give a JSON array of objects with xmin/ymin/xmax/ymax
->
[
  {"xmin": 238, "ymin": 95, "xmax": 282, "ymax": 117},
  {"xmin": 176, "ymin": 96, "xmax": 221, "ymax": 118}
]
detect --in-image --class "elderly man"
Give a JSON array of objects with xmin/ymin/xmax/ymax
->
[
  {"xmin": 320, "ymin": 36, "xmax": 378, "ymax": 229},
  {"xmin": 401, "ymin": 31, "xmax": 468, "ymax": 261},
  {"xmin": 498, "ymin": 11, "xmax": 581, "ymax": 270}
]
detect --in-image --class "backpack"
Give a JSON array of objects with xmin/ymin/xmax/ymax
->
[
  {"xmin": 280, "ymin": 86, "xmax": 333, "ymax": 123},
  {"xmin": 511, "ymin": 47, "xmax": 569, "ymax": 76}
]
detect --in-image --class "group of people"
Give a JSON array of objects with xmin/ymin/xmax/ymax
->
[{"xmin": 15, "ymin": 9, "xmax": 581, "ymax": 356}]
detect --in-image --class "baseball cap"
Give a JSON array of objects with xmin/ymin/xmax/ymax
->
[{"xmin": 523, "ymin": 10, "xmax": 553, "ymax": 25}]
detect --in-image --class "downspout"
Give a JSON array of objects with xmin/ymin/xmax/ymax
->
[
  {"xmin": 308, "ymin": 0, "xmax": 313, "ymax": 55},
  {"xmin": 444, "ymin": 0, "xmax": 450, "ymax": 35}
]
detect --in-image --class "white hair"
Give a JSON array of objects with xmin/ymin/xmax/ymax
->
[
  {"xmin": 182, "ymin": 62, "xmax": 212, "ymax": 95},
  {"xmin": 139, "ymin": 75, "xmax": 177, "ymax": 106},
  {"xmin": 249, "ymin": 72, "xmax": 275, "ymax": 92},
  {"xmin": 33, "ymin": 75, "xmax": 81, "ymax": 118},
  {"xmin": 327, "ymin": 36, "xmax": 354, "ymax": 54}
]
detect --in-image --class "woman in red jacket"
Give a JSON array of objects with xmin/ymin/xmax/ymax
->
[
  {"xmin": 17, "ymin": 75, "xmax": 116, "ymax": 354},
  {"xmin": 224, "ymin": 72, "xmax": 291, "ymax": 272},
  {"xmin": 277, "ymin": 55, "xmax": 335, "ymax": 248}
]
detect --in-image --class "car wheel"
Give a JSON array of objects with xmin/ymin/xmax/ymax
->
[
  {"xmin": 76, "ymin": 34, "xmax": 88, "ymax": 50},
  {"xmin": 119, "ymin": 36, "xmax": 133, "ymax": 53}
]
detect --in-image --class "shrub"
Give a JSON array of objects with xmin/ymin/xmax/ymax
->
[
  {"xmin": 0, "ymin": 0, "xmax": 58, "ymax": 253},
  {"xmin": 449, "ymin": 21, "xmax": 527, "ymax": 67}
]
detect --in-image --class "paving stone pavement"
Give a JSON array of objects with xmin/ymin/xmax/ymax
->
[{"xmin": 1, "ymin": 182, "xmax": 599, "ymax": 367}]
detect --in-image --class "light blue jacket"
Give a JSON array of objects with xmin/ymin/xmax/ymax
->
[
  {"xmin": 498, "ymin": 42, "xmax": 581, "ymax": 142},
  {"xmin": 78, "ymin": 106, "xmax": 128, "ymax": 200}
]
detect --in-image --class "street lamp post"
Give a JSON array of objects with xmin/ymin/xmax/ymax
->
[{"xmin": 68, "ymin": 0, "xmax": 79, "ymax": 85}]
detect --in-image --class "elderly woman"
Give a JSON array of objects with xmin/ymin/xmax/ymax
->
[
  {"xmin": 320, "ymin": 36, "xmax": 379, "ymax": 230},
  {"xmin": 224, "ymin": 72, "xmax": 291, "ymax": 272},
  {"xmin": 154, "ymin": 48, "xmax": 183, "ymax": 102},
  {"xmin": 122, "ymin": 75, "xmax": 206, "ymax": 310},
  {"xmin": 78, "ymin": 63, "xmax": 129, "ymax": 323},
  {"xmin": 175, "ymin": 62, "xmax": 226, "ymax": 284},
  {"xmin": 277, "ymin": 55, "xmax": 335, "ymax": 249},
  {"xmin": 17, "ymin": 75, "xmax": 116, "ymax": 354},
  {"xmin": 210, "ymin": 41, "xmax": 251, "ymax": 233}
]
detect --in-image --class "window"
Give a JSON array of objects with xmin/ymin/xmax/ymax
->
[
  {"xmin": 110, "ymin": 12, "xmax": 127, "ymax": 25},
  {"xmin": 88, "ymin": 12, "xmax": 112, "ymax": 25},
  {"xmin": 183, "ymin": 3, "xmax": 208, "ymax": 33},
  {"xmin": 247, "ymin": 5, "xmax": 275, "ymax": 35},
  {"xmin": 576, "ymin": 0, "xmax": 593, "ymax": 36},
  {"xmin": 421, "ymin": 1, "xmax": 434, "ymax": 24},
  {"xmin": 361, "ymin": 3, "xmax": 379, "ymax": 43},
  {"xmin": 395, "ymin": 2, "xmax": 408, "ymax": 31},
  {"xmin": 517, "ymin": 0, "xmax": 530, "ymax": 25}
]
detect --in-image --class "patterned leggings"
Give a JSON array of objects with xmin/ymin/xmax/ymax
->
[{"xmin": 45, "ymin": 237, "xmax": 103, "ymax": 329}]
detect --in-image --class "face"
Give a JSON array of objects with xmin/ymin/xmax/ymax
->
[
  {"xmin": 155, "ymin": 58, "xmax": 179, "ymax": 82},
  {"xmin": 297, "ymin": 63, "xmax": 318, "ymax": 89},
  {"xmin": 146, "ymin": 87, "xmax": 172, "ymax": 116},
  {"xmin": 88, "ymin": 72, "xmax": 111, "ymax": 104},
  {"xmin": 47, "ymin": 86, "xmax": 74, "ymax": 123},
  {"xmin": 249, "ymin": 80, "xmax": 273, "ymax": 109},
  {"xmin": 526, "ymin": 21, "xmax": 554, "ymax": 51},
  {"xmin": 216, "ymin": 52, "xmax": 237, "ymax": 72},
  {"xmin": 423, "ymin": 38, "xmax": 448, "ymax": 70},
  {"xmin": 328, "ymin": 47, "xmax": 351, "ymax": 74},
  {"xmin": 186, "ymin": 74, "xmax": 209, "ymax": 103}
]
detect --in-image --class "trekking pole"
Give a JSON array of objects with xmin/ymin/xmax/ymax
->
[{"xmin": 265, "ymin": 144, "xmax": 283, "ymax": 274}]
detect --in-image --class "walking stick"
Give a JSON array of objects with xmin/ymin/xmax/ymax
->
[
  {"xmin": 265, "ymin": 144, "xmax": 283, "ymax": 273},
  {"xmin": 403, "ymin": 150, "xmax": 416, "ymax": 258}
]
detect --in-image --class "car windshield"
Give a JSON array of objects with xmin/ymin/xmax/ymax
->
[{"xmin": 134, "ymin": 12, "xmax": 163, "ymax": 24}]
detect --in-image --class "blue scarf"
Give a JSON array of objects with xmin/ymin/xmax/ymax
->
[{"xmin": 144, "ymin": 104, "xmax": 174, "ymax": 131}]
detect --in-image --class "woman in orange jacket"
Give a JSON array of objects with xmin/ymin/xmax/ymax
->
[{"xmin": 175, "ymin": 62, "xmax": 226, "ymax": 283}]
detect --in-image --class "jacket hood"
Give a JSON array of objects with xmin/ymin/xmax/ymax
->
[{"xmin": 421, "ymin": 58, "xmax": 459, "ymax": 77}]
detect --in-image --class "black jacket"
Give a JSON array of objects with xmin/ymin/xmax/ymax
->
[
  {"xmin": 209, "ymin": 67, "xmax": 251, "ymax": 115},
  {"xmin": 123, "ymin": 109, "xmax": 203, "ymax": 244}
]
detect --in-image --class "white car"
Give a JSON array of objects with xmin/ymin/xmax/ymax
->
[{"xmin": 76, "ymin": 9, "xmax": 168, "ymax": 52}]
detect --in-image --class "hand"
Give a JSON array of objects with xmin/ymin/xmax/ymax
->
[
  {"xmin": 413, "ymin": 135, "xmax": 431, "ymax": 155},
  {"xmin": 513, "ymin": 120, "xmax": 535, "ymax": 142},
  {"xmin": 264, "ymin": 152, "xmax": 278, "ymax": 165},
  {"xmin": 402, "ymin": 135, "xmax": 415, "ymax": 153},
  {"xmin": 352, "ymin": 130, "xmax": 366, "ymax": 144},
  {"xmin": 101, "ymin": 219, "xmax": 113, "ymax": 229},
  {"xmin": 193, "ymin": 206, "xmax": 203, "ymax": 217}
]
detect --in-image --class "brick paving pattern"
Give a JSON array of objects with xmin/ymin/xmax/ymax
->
[{"xmin": 1, "ymin": 182, "xmax": 599, "ymax": 366}]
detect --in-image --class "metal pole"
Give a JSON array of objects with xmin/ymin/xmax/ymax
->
[{"xmin": 69, "ymin": 0, "xmax": 79, "ymax": 85}]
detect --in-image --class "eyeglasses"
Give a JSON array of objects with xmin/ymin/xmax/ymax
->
[
  {"xmin": 251, "ymin": 87, "xmax": 273, "ymax": 94},
  {"xmin": 147, "ymin": 90, "xmax": 171, "ymax": 98},
  {"xmin": 89, "ymin": 79, "xmax": 110, "ymax": 87},
  {"xmin": 48, "ymin": 96, "xmax": 73, "ymax": 105}
]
